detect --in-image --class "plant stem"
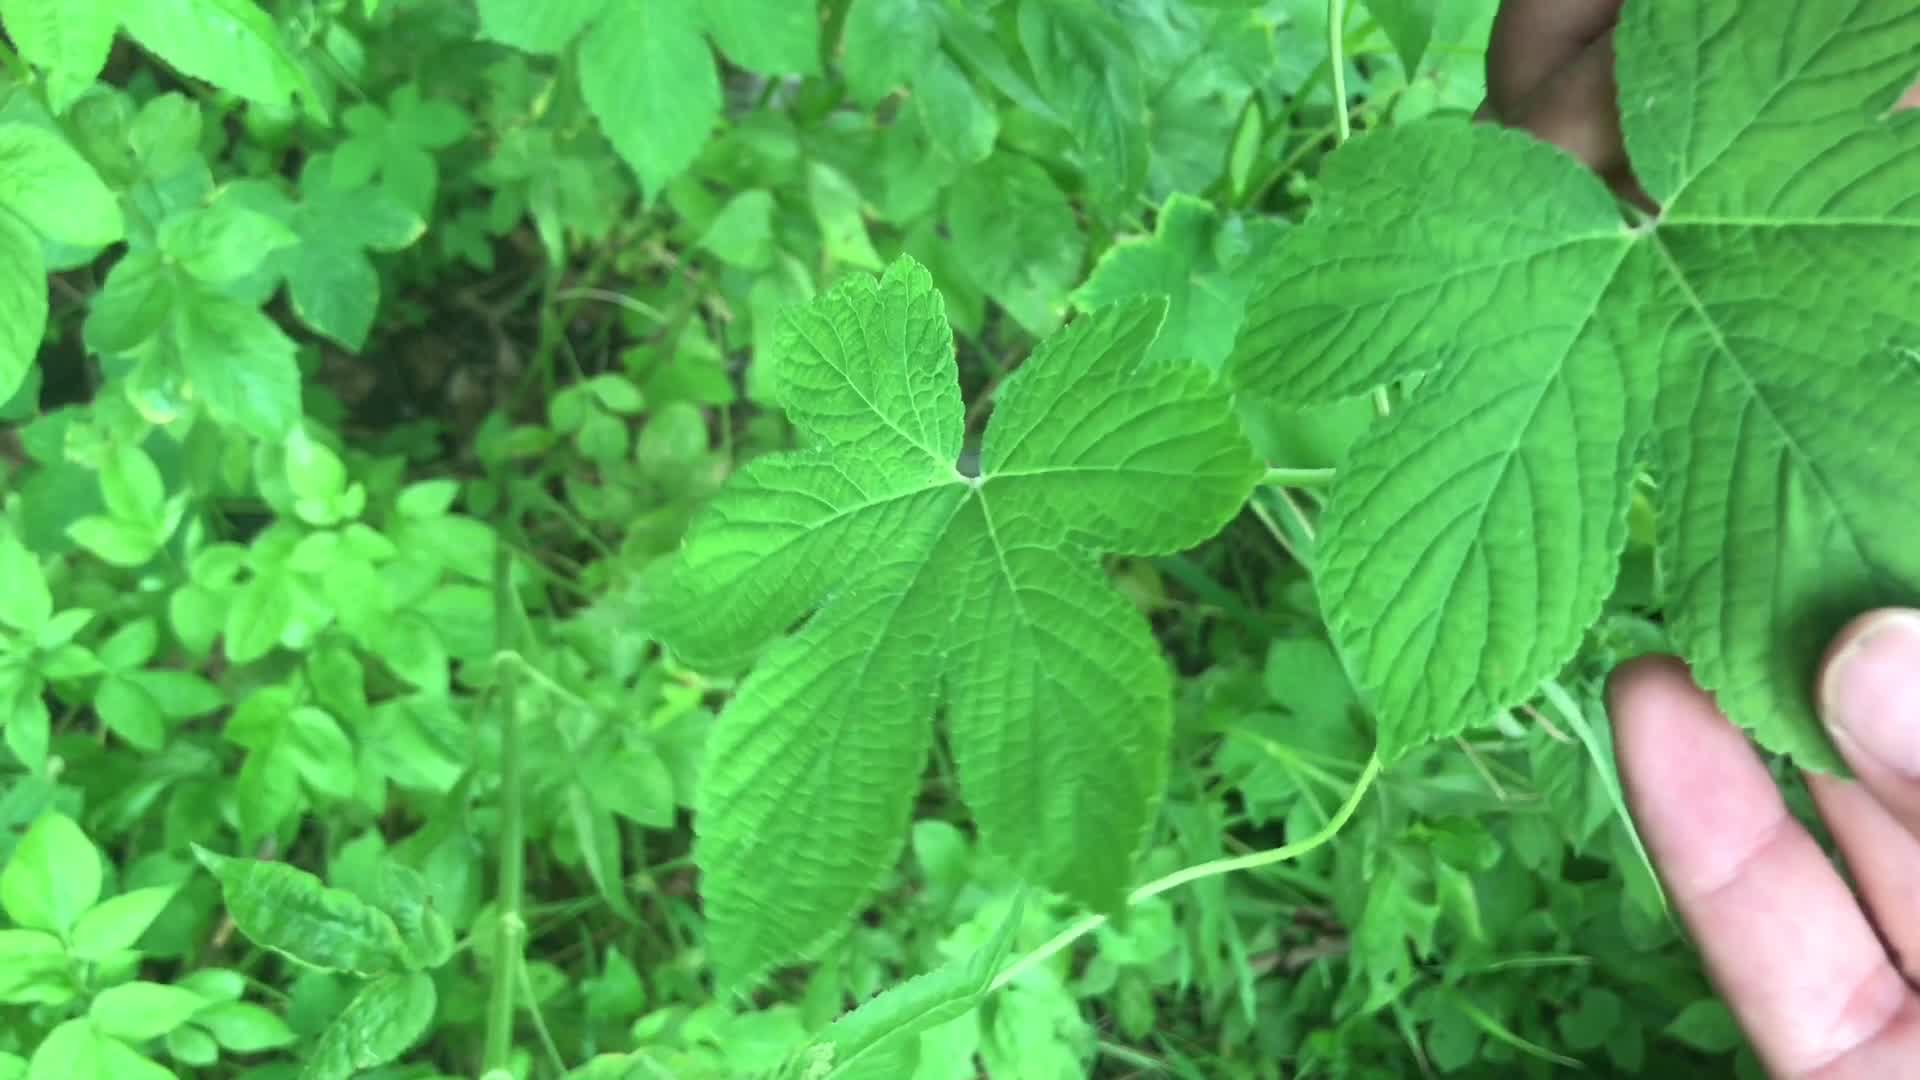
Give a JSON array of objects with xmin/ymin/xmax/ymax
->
[
  {"xmin": 989, "ymin": 753, "xmax": 1381, "ymax": 991},
  {"xmin": 1327, "ymin": 0, "xmax": 1353, "ymax": 144},
  {"xmin": 482, "ymin": 534, "xmax": 527, "ymax": 1075},
  {"xmin": 1263, "ymin": 466, "xmax": 1337, "ymax": 488}
]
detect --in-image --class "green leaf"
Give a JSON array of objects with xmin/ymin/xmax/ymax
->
[
  {"xmin": 157, "ymin": 201, "xmax": 298, "ymax": 284},
  {"xmin": 299, "ymin": 972, "xmax": 435, "ymax": 1080},
  {"xmin": 95, "ymin": 677, "xmax": 166, "ymax": 750},
  {"xmin": 913, "ymin": 50, "xmax": 997, "ymax": 166},
  {"xmin": 194, "ymin": 848, "xmax": 409, "ymax": 975},
  {"xmin": 176, "ymin": 293, "xmax": 301, "ymax": 439},
  {"xmin": 1231, "ymin": 1, "xmax": 1920, "ymax": 769},
  {"xmin": 0, "ymin": 0, "xmax": 117, "ymax": 107},
  {"xmin": 90, "ymin": 981, "xmax": 206, "ymax": 1040},
  {"xmin": 68, "ymin": 886, "xmax": 176, "ymax": 961},
  {"xmin": 1365, "ymin": 0, "xmax": 1434, "ymax": 76},
  {"xmin": 0, "ymin": 812, "xmax": 101, "ymax": 935},
  {"xmin": 699, "ymin": 0, "xmax": 819, "ymax": 76},
  {"xmin": 194, "ymin": 1001, "xmax": 296, "ymax": 1053},
  {"xmin": 841, "ymin": 0, "xmax": 939, "ymax": 105},
  {"xmin": 1664, "ymin": 998, "xmax": 1741, "ymax": 1053},
  {"xmin": 1074, "ymin": 194, "xmax": 1280, "ymax": 370},
  {"xmin": 807, "ymin": 163, "xmax": 884, "ymax": 271},
  {"xmin": 0, "ymin": 124, "xmax": 123, "ymax": 247},
  {"xmin": 25, "ymin": 1020, "xmax": 101, "ymax": 1080},
  {"xmin": 475, "ymin": 0, "xmax": 606, "ymax": 53},
  {"xmin": 802, "ymin": 897, "xmax": 1023, "ymax": 1080},
  {"xmin": 0, "ymin": 526, "xmax": 52, "ymax": 634},
  {"xmin": 644, "ymin": 258, "xmax": 1260, "ymax": 988},
  {"xmin": 224, "ymin": 570, "xmax": 293, "ymax": 664},
  {"xmin": 579, "ymin": 0, "xmax": 719, "ymax": 198},
  {"xmin": 946, "ymin": 153, "xmax": 1083, "ymax": 337},
  {"xmin": 699, "ymin": 189, "xmax": 775, "ymax": 269},
  {"xmin": 0, "ymin": 211, "xmax": 43, "ymax": 403},
  {"xmin": 119, "ymin": 0, "xmax": 316, "ymax": 112}
]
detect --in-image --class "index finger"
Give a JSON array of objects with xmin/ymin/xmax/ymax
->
[
  {"xmin": 1609, "ymin": 658, "xmax": 1919, "ymax": 1076},
  {"xmin": 1484, "ymin": 0, "xmax": 1625, "ymax": 119}
]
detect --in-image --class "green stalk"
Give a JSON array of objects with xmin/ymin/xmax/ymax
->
[
  {"xmin": 482, "ymin": 531, "xmax": 526, "ymax": 1075},
  {"xmin": 990, "ymin": 753, "xmax": 1381, "ymax": 991}
]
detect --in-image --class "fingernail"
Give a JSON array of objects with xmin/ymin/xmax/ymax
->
[{"xmin": 1823, "ymin": 610, "xmax": 1920, "ymax": 778}]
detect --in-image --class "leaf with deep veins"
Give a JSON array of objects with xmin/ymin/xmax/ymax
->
[
  {"xmin": 644, "ymin": 258, "xmax": 1261, "ymax": 989},
  {"xmin": 1231, "ymin": 0, "xmax": 1920, "ymax": 769}
]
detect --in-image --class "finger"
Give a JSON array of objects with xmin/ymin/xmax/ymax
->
[
  {"xmin": 1806, "ymin": 775, "xmax": 1920, "ymax": 987},
  {"xmin": 1821, "ymin": 610, "xmax": 1920, "ymax": 838},
  {"xmin": 1502, "ymin": 34, "xmax": 1636, "ymax": 191},
  {"xmin": 1485, "ymin": 0, "xmax": 1624, "ymax": 118},
  {"xmin": 1609, "ymin": 658, "xmax": 1914, "ymax": 1077},
  {"xmin": 1903, "ymin": 79, "xmax": 1920, "ymax": 111}
]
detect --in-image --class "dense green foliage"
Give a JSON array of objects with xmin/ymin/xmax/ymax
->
[{"xmin": 0, "ymin": 0, "xmax": 1907, "ymax": 1077}]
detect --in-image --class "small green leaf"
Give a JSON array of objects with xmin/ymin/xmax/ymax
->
[
  {"xmin": 1664, "ymin": 998, "xmax": 1741, "ymax": 1053},
  {"xmin": 0, "ymin": 812, "xmax": 101, "ymax": 935},
  {"xmin": 0, "ymin": 124, "xmax": 122, "ymax": 247},
  {"xmin": 806, "ymin": 896, "xmax": 1024, "ymax": 1080},
  {"xmin": 67, "ymin": 516, "xmax": 160, "ymax": 568},
  {"xmin": 1365, "ymin": 0, "xmax": 1435, "ymax": 76},
  {"xmin": 68, "ymin": 886, "xmax": 177, "ymax": 960},
  {"xmin": 158, "ymin": 202, "xmax": 298, "ymax": 284},
  {"xmin": 98, "ymin": 446, "xmax": 166, "ymax": 529},
  {"xmin": 0, "ymin": 0, "xmax": 118, "ymax": 107},
  {"xmin": 0, "ymin": 210, "xmax": 45, "ymax": 403},
  {"xmin": 808, "ymin": 162, "xmax": 883, "ymax": 271},
  {"xmin": 299, "ymin": 972, "xmax": 436, "ymax": 1080},
  {"xmin": 25, "ymin": 1020, "xmax": 100, "ymax": 1080},
  {"xmin": 698, "ymin": 190, "xmax": 775, "ymax": 269},
  {"xmin": 194, "ymin": 848, "xmax": 409, "ymax": 975},
  {"xmin": 224, "ymin": 571, "xmax": 294, "ymax": 665},
  {"xmin": 175, "ymin": 290, "xmax": 301, "ymax": 439},
  {"xmin": 94, "ymin": 677, "xmax": 167, "ymax": 750},
  {"xmin": 475, "ymin": 0, "xmax": 605, "ymax": 53},
  {"xmin": 164, "ymin": 1025, "xmax": 218, "ymax": 1067},
  {"xmin": 90, "ymin": 981, "xmax": 207, "ymax": 1040},
  {"xmin": 579, "ymin": 0, "xmax": 718, "ymax": 198},
  {"xmin": 119, "ymin": 0, "xmax": 316, "ymax": 112},
  {"xmin": 0, "ymin": 526, "xmax": 52, "ymax": 633},
  {"xmin": 194, "ymin": 1000, "xmax": 296, "ymax": 1053},
  {"xmin": 699, "ymin": 0, "xmax": 819, "ymax": 75},
  {"xmin": 841, "ymin": 0, "xmax": 939, "ymax": 105}
]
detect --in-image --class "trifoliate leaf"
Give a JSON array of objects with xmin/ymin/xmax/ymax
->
[
  {"xmin": 644, "ymin": 257, "xmax": 1261, "ymax": 989},
  {"xmin": 333, "ymin": 86, "xmax": 470, "ymax": 218},
  {"xmin": 1230, "ymin": 0, "xmax": 1920, "ymax": 770},
  {"xmin": 579, "ymin": 0, "xmax": 718, "ymax": 198},
  {"xmin": 228, "ymin": 158, "xmax": 424, "ymax": 351}
]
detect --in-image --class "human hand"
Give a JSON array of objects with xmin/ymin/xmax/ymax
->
[{"xmin": 1610, "ymin": 618, "xmax": 1920, "ymax": 1076}]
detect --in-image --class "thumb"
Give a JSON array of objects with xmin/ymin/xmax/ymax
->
[{"xmin": 1822, "ymin": 609, "xmax": 1920, "ymax": 836}]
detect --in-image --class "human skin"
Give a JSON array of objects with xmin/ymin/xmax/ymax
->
[{"xmin": 1482, "ymin": 2, "xmax": 1920, "ymax": 1075}]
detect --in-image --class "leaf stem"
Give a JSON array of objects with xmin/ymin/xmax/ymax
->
[
  {"xmin": 989, "ymin": 753, "xmax": 1382, "ymax": 992},
  {"xmin": 1262, "ymin": 466, "xmax": 1337, "ymax": 488},
  {"xmin": 482, "ymin": 535, "xmax": 527, "ymax": 1074},
  {"xmin": 1328, "ymin": 0, "xmax": 1353, "ymax": 144}
]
